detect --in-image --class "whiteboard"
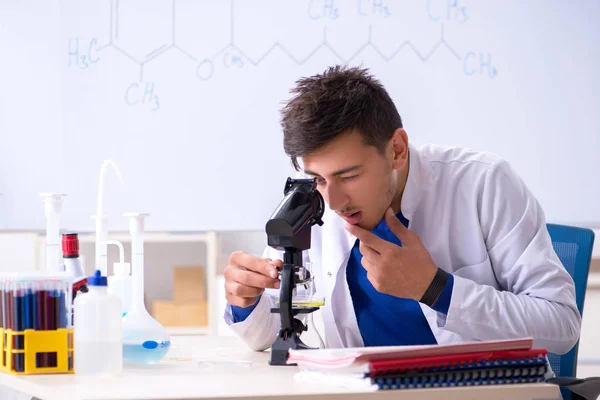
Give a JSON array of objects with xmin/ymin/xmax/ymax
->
[{"xmin": 1, "ymin": 0, "xmax": 599, "ymax": 232}]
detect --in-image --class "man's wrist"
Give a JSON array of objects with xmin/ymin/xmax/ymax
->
[{"xmin": 420, "ymin": 268, "xmax": 450, "ymax": 307}]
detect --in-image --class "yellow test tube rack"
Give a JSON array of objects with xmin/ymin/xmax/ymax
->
[
  {"xmin": 0, "ymin": 273, "xmax": 75, "ymax": 375},
  {"xmin": 0, "ymin": 327, "xmax": 74, "ymax": 375}
]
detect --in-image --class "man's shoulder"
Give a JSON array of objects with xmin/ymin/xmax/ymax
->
[
  {"xmin": 418, "ymin": 143, "xmax": 503, "ymax": 166},
  {"xmin": 417, "ymin": 143, "xmax": 508, "ymax": 175}
]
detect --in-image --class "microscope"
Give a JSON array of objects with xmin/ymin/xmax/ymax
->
[{"xmin": 265, "ymin": 177, "xmax": 325, "ymax": 366}]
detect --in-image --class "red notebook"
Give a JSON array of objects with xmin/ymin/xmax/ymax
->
[{"xmin": 369, "ymin": 348, "xmax": 548, "ymax": 376}]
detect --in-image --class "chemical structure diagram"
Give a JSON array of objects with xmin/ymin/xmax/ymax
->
[{"xmin": 67, "ymin": 0, "xmax": 497, "ymax": 112}]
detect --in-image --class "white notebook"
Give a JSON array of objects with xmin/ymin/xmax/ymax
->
[{"xmin": 287, "ymin": 337, "xmax": 534, "ymax": 369}]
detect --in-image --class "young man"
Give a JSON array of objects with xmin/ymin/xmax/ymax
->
[{"xmin": 223, "ymin": 65, "xmax": 580, "ymax": 355}]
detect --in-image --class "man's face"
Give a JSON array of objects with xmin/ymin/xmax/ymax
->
[{"xmin": 302, "ymin": 130, "xmax": 405, "ymax": 230}]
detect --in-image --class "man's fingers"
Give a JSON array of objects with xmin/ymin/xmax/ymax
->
[
  {"xmin": 230, "ymin": 251, "xmax": 280, "ymax": 278},
  {"xmin": 359, "ymin": 241, "xmax": 380, "ymax": 260},
  {"xmin": 345, "ymin": 223, "xmax": 389, "ymax": 253},
  {"xmin": 361, "ymin": 256, "xmax": 375, "ymax": 272},
  {"xmin": 235, "ymin": 269, "xmax": 280, "ymax": 289},
  {"xmin": 224, "ymin": 262, "xmax": 281, "ymax": 290},
  {"xmin": 225, "ymin": 251, "xmax": 284, "ymax": 309},
  {"xmin": 225, "ymin": 280, "xmax": 264, "ymax": 298},
  {"xmin": 384, "ymin": 207, "xmax": 411, "ymax": 244}
]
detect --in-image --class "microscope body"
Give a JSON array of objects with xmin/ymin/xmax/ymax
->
[{"xmin": 265, "ymin": 178, "xmax": 324, "ymax": 366}]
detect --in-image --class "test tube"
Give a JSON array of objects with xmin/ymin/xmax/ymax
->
[
  {"xmin": 47, "ymin": 281, "xmax": 56, "ymax": 367},
  {"xmin": 61, "ymin": 278, "xmax": 72, "ymax": 370},
  {"xmin": 24, "ymin": 285, "xmax": 32, "ymax": 333},
  {"xmin": 37, "ymin": 280, "xmax": 49, "ymax": 368},
  {"xmin": 6, "ymin": 279, "xmax": 14, "ymax": 370},
  {"xmin": 14, "ymin": 281, "xmax": 25, "ymax": 372},
  {"xmin": 26, "ymin": 280, "xmax": 36, "ymax": 372},
  {"xmin": 1, "ymin": 277, "xmax": 5, "ymax": 367},
  {"xmin": 35, "ymin": 280, "xmax": 44, "ymax": 331},
  {"xmin": 0, "ymin": 276, "xmax": 6, "ymax": 369},
  {"xmin": 0, "ymin": 276, "xmax": 5, "ymax": 330}
]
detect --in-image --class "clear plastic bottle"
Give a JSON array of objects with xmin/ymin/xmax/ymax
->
[{"xmin": 74, "ymin": 270, "xmax": 123, "ymax": 375}]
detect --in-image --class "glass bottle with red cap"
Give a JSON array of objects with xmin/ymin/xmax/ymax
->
[
  {"xmin": 62, "ymin": 233, "xmax": 85, "ymax": 277},
  {"xmin": 62, "ymin": 233, "xmax": 88, "ymax": 303}
]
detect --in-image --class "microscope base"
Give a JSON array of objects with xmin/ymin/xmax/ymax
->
[{"xmin": 269, "ymin": 327, "xmax": 314, "ymax": 366}]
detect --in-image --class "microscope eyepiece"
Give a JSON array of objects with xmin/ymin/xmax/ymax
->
[{"xmin": 266, "ymin": 178, "xmax": 324, "ymax": 251}]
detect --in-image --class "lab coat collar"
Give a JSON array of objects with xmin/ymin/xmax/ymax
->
[{"xmin": 400, "ymin": 144, "xmax": 431, "ymax": 225}]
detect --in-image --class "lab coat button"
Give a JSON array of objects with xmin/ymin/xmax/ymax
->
[{"xmin": 327, "ymin": 271, "xmax": 332, "ymax": 277}]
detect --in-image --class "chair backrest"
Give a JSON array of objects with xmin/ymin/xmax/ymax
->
[{"xmin": 546, "ymin": 223, "xmax": 595, "ymax": 379}]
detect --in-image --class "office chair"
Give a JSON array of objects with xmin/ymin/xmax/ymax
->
[{"xmin": 545, "ymin": 223, "xmax": 597, "ymax": 400}]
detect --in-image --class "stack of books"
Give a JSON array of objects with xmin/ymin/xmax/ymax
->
[{"xmin": 288, "ymin": 337, "xmax": 548, "ymax": 391}]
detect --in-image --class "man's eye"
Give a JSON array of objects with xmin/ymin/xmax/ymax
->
[
  {"xmin": 316, "ymin": 178, "xmax": 326, "ymax": 185},
  {"xmin": 341, "ymin": 175, "xmax": 359, "ymax": 182}
]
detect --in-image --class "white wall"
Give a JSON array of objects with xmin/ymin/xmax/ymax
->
[{"xmin": 2, "ymin": 0, "xmax": 600, "ymax": 232}]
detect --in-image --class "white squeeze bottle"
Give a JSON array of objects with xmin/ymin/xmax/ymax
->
[
  {"xmin": 108, "ymin": 262, "xmax": 132, "ymax": 317},
  {"xmin": 105, "ymin": 240, "xmax": 132, "ymax": 317},
  {"xmin": 74, "ymin": 270, "xmax": 123, "ymax": 375}
]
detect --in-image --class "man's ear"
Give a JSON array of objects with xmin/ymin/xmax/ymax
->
[{"xmin": 390, "ymin": 128, "xmax": 409, "ymax": 170}]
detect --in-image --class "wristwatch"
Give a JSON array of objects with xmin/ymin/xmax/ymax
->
[{"xmin": 420, "ymin": 268, "xmax": 449, "ymax": 307}]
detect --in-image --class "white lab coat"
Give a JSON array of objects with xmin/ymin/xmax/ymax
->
[{"xmin": 224, "ymin": 144, "xmax": 581, "ymax": 357}]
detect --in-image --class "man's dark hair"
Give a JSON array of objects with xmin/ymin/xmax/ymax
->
[{"xmin": 280, "ymin": 65, "xmax": 403, "ymax": 171}]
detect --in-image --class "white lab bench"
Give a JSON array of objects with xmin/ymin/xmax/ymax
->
[{"xmin": 0, "ymin": 335, "xmax": 560, "ymax": 400}]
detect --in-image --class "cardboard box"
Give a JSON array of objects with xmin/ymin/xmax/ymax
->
[
  {"xmin": 152, "ymin": 299, "xmax": 208, "ymax": 327},
  {"xmin": 173, "ymin": 266, "xmax": 206, "ymax": 302}
]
